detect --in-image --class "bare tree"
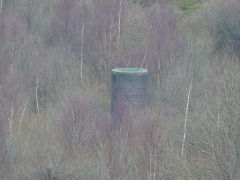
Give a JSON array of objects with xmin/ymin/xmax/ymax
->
[{"xmin": 147, "ymin": 3, "xmax": 177, "ymax": 89}]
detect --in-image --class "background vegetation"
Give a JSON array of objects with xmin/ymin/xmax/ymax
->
[{"xmin": 0, "ymin": 0, "xmax": 239, "ymax": 179}]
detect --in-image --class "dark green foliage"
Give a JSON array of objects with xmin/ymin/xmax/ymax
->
[{"xmin": 172, "ymin": 0, "xmax": 204, "ymax": 13}]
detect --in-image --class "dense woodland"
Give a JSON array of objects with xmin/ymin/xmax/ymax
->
[{"xmin": 0, "ymin": 0, "xmax": 239, "ymax": 179}]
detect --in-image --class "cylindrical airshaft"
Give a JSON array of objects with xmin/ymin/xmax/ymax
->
[{"xmin": 111, "ymin": 68, "xmax": 148, "ymax": 123}]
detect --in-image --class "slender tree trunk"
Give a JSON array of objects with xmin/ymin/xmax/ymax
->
[
  {"xmin": 153, "ymin": 149, "xmax": 157, "ymax": 180},
  {"xmin": 104, "ymin": 31, "xmax": 107, "ymax": 79},
  {"xmin": 80, "ymin": 16, "xmax": 85, "ymax": 82},
  {"xmin": 157, "ymin": 54, "xmax": 161, "ymax": 89},
  {"xmin": 99, "ymin": 43, "xmax": 102, "ymax": 79},
  {"xmin": 141, "ymin": 48, "xmax": 147, "ymax": 69},
  {"xmin": 18, "ymin": 96, "xmax": 29, "ymax": 134},
  {"xmin": 109, "ymin": 23, "xmax": 112, "ymax": 57},
  {"xmin": 8, "ymin": 40, "xmax": 15, "ymax": 138},
  {"xmin": 149, "ymin": 150, "xmax": 152, "ymax": 180},
  {"xmin": 8, "ymin": 100, "xmax": 14, "ymax": 137},
  {"xmin": 181, "ymin": 80, "xmax": 193, "ymax": 156},
  {"xmin": 117, "ymin": 0, "xmax": 122, "ymax": 49},
  {"xmin": 170, "ymin": 39, "xmax": 174, "ymax": 65},
  {"xmin": 108, "ymin": 10, "xmax": 113, "ymax": 69},
  {"xmin": 10, "ymin": 40, "xmax": 16, "ymax": 73},
  {"xmin": 36, "ymin": 73, "xmax": 39, "ymax": 117}
]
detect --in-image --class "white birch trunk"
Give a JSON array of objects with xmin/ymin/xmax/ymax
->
[
  {"xmin": 18, "ymin": 96, "xmax": 29, "ymax": 134},
  {"xmin": 181, "ymin": 80, "xmax": 193, "ymax": 156},
  {"xmin": 117, "ymin": 0, "xmax": 122, "ymax": 49},
  {"xmin": 80, "ymin": 16, "xmax": 85, "ymax": 82},
  {"xmin": 36, "ymin": 73, "xmax": 39, "ymax": 117}
]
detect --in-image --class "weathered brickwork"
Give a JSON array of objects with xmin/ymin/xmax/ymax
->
[{"xmin": 111, "ymin": 68, "xmax": 148, "ymax": 123}]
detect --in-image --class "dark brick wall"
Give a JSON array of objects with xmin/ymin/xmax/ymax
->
[{"xmin": 111, "ymin": 73, "xmax": 148, "ymax": 123}]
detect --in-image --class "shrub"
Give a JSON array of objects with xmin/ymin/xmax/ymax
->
[{"xmin": 204, "ymin": 0, "xmax": 240, "ymax": 56}]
